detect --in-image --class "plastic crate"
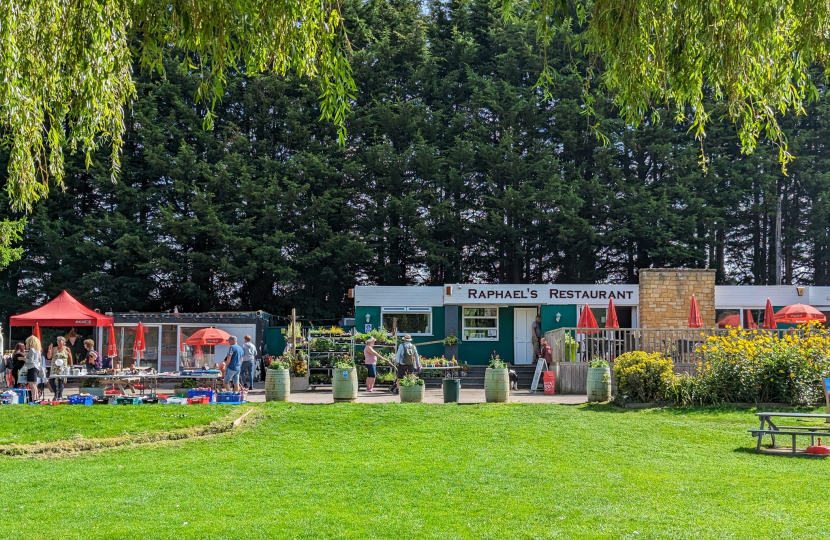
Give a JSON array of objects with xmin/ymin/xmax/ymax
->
[
  {"xmin": 165, "ymin": 397, "xmax": 189, "ymax": 405},
  {"xmin": 187, "ymin": 395, "xmax": 210, "ymax": 405},
  {"xmin": 217, "ymin": 392, "xmax": 244, "ymax": 403},
  {"xmin": 116, "ymin": 396, "xmax": 142, "ymax": 405},
  {"xmin": 6, "ymin": 389, "xmax": 29, "ymax": 404},
  {"xmin": 69, "ymin": 394, "xmax": 94, "ymax": 406},
  {"xmin": 188, "ymin": 389, "xmax": 215, "ymax": 402}
]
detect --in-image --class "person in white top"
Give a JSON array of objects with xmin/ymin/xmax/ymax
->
[
  {"xmin": 23, "ymin": 335, "xmax": 43, "ymax": 401},
  {"xmin": 241, "ymin": 334, "xmax": 258, "ymax": 390}
]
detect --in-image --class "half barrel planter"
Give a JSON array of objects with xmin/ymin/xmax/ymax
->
[
  {"xmin": 400, "ymin": 384, "xmax": 425, "ymax": 403},
  {"xmin": 332, "ymin": 368, "xmax": 358, "ymax": 403},
  {"xmin": 265, "ymin": 368, "xmax": 291, "ymax": 402},
  {"xmin": 484, "ymin": 368, "xmax": 510, "ymax": 403},
  {"xmin": 586, "ymin": 367, "xmax": 612, "ymax": 402}
]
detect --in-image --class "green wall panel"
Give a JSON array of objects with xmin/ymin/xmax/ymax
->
[
  {"xmin": 541, "ymin": 304, "xmax": 577, "ymax": 334},
  {"xmin": 355, "ymin": 306, "xmax": 382, "ymax": 332},
  {"xmin": 458, "ymin": 307, "xmax": 514, "ymax": 365}
]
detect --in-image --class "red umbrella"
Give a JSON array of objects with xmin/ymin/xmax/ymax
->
[
  {"xmin": 605, "ymin": 298, "xmax": 620, "ymax": 329},
  {"xmin": 774, "ymin": 304, "xmax": 827, "ymax": 325},
  {"xmin": 107, "ymin": 325, "xmax": 118, "ymax": 356},
  {"xmin": 133, "ymin": 321, "xmax": 146, "ymax": 359},
  {"xmin": 763, "ymin": 299, "xmax": 777, "ymax": 329},
  {"xmin": 185, "ymin": 327, "xmax": 231, "ymax": 346},
  {"xmin": 179, "ymin": 329, "xmax": 185, "ymax": 353},
  {"xmin": 33, "ymin": 323, "xmax": 41, "ymax": 341},
  {"xmin": 688, "ymin": 295, "xmax": 703, "ymax": 328},
  {"xmin": 716, "ymin": 314, "xmax": 741, "ymax": 328},
  {"xmin": 577, "ymin": 304, "xmax": 599, "ymax": 334},
  {"xmin": 744, "ymin": 309, "xmax": 758, "ymax": 329}
]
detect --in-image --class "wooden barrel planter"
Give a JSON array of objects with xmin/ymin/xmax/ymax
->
[
  {"xmin": 400, "ymin": 384, "xmax": 425, "ymax": 403},
  {"xmin": 332, "ymin": 368, "xmax": 358, "ymax": 402},
  {"xmin": 484, "ymin": 368, "xmax": 510, "ymax": 403},
  {"xmin": 586, "ymin": 367, "xmax": 611, "ymax": 402},
  {"xmin": 265, "ymin": 368, "xmax": 290, "ymax": 402}
]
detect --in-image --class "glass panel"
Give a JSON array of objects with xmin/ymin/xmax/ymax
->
[
  {"xmin": 119, "ymin": 326, "xmax": 159, "ymax": 370},
  {"xmin": 381, "ymin": 313, "xmax": 430, "ymax": 334},
  {"xmin": 463, "ymin": 329, "xmax": 498, "ymax": 340},
  {"xmin": 463, "ymin": 307, "xmax": 498, "ymax": 317},
  {"xmin": 463, "ymin": 318, "xmax": 498, "ymax": 328},
  {"xmin": 180, "ymin": 327, "xmax": 217, "ymax": 369},
  {"xmin": 716, "ymin": 309, "xmax": 741, "ymax": 328},
  {"xmin": 160, "ymin": 325, "xmax": 178, "ymax": 372}
]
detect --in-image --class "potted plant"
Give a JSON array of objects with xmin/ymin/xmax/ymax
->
[
  {"xmin": 443, "ymin": 334, "xmax": 459, "ymax": 346},
  {"xmin": 265, "ymin": 356, "xmax": 291, "ymax": 402},
  {"xmin": 485, "ymin": 352, "xmax": 509, "ymax": 403},
  {"xmin": 399, "ymin": 372, "xmax": 426, "ymax": 403},
  {"xmin": 174, "ymin": 377, "xmax": 198, "ymax": 396},
  {"xmin": 587, "ymin": 358, "xmax": 611, "ymax": 402},
  {"xmin": 565, "ymin": 333, "xmax": 578, "ymax": 362},
  {"xmin": 289, "ymin": 353, "xmax": 309, "ymax": 392},
  {"xmin": 332, "ymin": 357, "xmax": 357, "ymax": 403}
]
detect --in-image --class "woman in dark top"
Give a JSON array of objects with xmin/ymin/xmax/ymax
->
[
  {"xmin": 11, "ymin": 343, "xmax": 25, "ymax": 386},
  {"xmin": 80, "ymin": 339, "xmax": 99, "ymax": 372},
  {"xmin": 67, "ymin": 330, "xmax": 86, "ymax": 366}
]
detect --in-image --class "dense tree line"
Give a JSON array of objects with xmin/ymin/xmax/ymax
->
[{"xmin": 1, "ymin": 0, "xmax": 829, "ymax": 321}]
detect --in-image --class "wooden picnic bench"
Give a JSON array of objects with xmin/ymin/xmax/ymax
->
[{"xmin": 749, "ymin": 412, "xmax": 830, "ymax": 453}]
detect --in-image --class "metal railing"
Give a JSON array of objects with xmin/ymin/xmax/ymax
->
[{"xmin": 544, "ymin": 327, "xmax": 797, "ymax": 364}]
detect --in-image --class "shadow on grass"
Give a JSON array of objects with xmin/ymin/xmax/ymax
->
[
  {"xmin": 733, "ymin": 446, "xmax": 830, "ymax": 459},
  {"xmin": 577, "ymin": 402, "xmax": 826, "ymax": 416}
]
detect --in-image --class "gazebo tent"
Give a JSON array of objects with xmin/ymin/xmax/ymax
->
[{"xmin": 10, "ymin": 290, "xmax": 113, "ymax": 328}]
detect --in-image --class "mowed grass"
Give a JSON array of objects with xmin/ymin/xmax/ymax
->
[
  {"xmin": 1, "ymin": 403, "xmax": 828, "ymax": 540},
  {"xmin": 0, "ymin": 405, "xmax": 236, "ymax": 444}
]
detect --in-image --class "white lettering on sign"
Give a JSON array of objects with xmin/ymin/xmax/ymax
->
[
  {"xmin": 445, "ymin": 284, "xmax": 639, "ymax": 306},
  {"xmin": 75, "ymin": 320, "xmax": 91, "ymax": 324}
]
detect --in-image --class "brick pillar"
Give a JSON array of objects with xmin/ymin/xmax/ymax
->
[{"xmin": 638, "ymin": 269, "xmax": 716, "ymax": 328}]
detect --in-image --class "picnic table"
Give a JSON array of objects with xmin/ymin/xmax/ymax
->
[{"xmin": 750, "ymin": 412, "xmax": 830, "ymax": 453}]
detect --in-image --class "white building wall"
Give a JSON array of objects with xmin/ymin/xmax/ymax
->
[
  {"xmin": 715, "ymin": 286, "xmax": 803, "ymax": 308},
  {"xmin": 354, "ymin": 286, "xmax": 444, "ymax": 307}
]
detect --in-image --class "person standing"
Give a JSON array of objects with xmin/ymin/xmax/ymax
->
[
  {"xmin": 393, "ymin": 334, "xmax": 421, "ymax": 394},
  {"xmin": 67, "ymin": 329, "xmax": 86, "ymax": 366},
  {"xmin": 10, "ymin": 343, "xmax": 25, "ymax": 387},
  {"xmin": 363, "ymin": 336, "xmax": 380, "ymax": 392},
  {"xmin": 539, "ymin": 337, "xmax": 552, "ymax": 364},
  {"xmin": 240, "ymin": 334, "xmax": 257, "ymax": 390},
  {"xmin": 531, "ymin": 315, "xmax": 542, "ymax": 359},
  {"xmin": 47, "ymin": 336, "xmax": 74, "ymax": 399},
  {"xmin": 24, "ymin": 335, "xmax": 43, "ymax": 401},
  {"xmin": 222, "ymin": 336, "xmax": 244, "ymax": 393},
  {"xmin": 80, "ymin": 339, "xmax": 99, "ymax": 372}
]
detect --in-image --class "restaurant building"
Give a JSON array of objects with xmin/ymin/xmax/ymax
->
[{"xmin": 354, "ymin": 269, "xmax": 830, "ymax": 365}]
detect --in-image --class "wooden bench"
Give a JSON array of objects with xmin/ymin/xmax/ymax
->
[{"xmin": 750, "ymin": 412, "xmax": 830, "ymax": 453}]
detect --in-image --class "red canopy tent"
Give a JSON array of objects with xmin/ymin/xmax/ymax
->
[{"xmin": 10, "ymin": 290, "xmax": 113, "ymax": 328}]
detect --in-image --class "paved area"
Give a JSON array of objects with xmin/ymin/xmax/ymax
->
[{"xmin": 15, "ymin": 382, "xmax": 588, "ymax": 405}]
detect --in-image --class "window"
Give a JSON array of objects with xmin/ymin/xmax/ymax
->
[
  {"xmin": 381, "ymin": 307, "xmax": 432, "ymax": 335},
  {"xmin": 463, "ymin": 307, "xmax": 498, "ymax": 340}
]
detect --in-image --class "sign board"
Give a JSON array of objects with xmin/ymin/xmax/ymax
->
[
  {"xmin": 530, "ymin": 358, "xmax": 548, "ymax": 392},
  {"xmin": 445, "ymin": 284, "xmax": 639, "ymax": 306},
  {"xmin": 365, "ymin": 324, "xmax": 373, "ymax": 333}
]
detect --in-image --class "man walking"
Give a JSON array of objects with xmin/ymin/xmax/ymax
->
[
  {"xmin": 531, "ymin": 315, "xmax": 542, "ymax": 359},
  {"xmin": 241, "ymin": 334, "xmax": 257, "ymax": 390},
  {"xmin": 393, "ymin": 334, "xmax": 421, "ymax": 395},
  {"xmin": 222, "ymin": 336, "xmax": 244, "ymax": 393}
]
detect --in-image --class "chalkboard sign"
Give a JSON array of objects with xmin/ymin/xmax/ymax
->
[{"xmin": 530, "ymin": 358, "xmax": 548, "ymax": 392}]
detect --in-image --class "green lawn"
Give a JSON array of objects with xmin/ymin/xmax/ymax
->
[
  {"xmin": 0, "ymin": 405, "xmax": 237, "ymax": 445},
  {"xmin": 1, "ymin": 403, "xmax": 827, "ymax": 539}
]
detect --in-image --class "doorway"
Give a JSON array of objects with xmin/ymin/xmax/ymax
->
[{"xmin": 513, "ymin": 308, "xmax": 536, "ymax": 365}]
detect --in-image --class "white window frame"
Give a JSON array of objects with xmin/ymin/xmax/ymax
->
[
  {"xmin": 462, "ymin": 306, "xmax": 499, "ymax": 341},
  {"xmin": 381, "ymin": 307, "xmax": 433, "ymax": 336}
]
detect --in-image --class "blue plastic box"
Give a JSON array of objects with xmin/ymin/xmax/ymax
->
[
  {"xmin": 69, "ymin": 394, "xmax": 94, "ymax": 406},
  {"xmin": 188, "ymin": 389, "xmax": 216, "ymax": 402}
]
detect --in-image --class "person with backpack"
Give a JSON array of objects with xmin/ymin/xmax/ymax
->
[{"xmin": 393, "ymin": 334, "xmax": 421, "ymax": 395}]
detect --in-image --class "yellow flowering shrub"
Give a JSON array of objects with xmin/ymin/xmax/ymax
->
[
  {"xmin": 613, "ymin": 351, "xmax": 674, "ymax": 403},
  {"xmin": 666, "ymin": 322, "xmax": 830, "ymax": 405}
]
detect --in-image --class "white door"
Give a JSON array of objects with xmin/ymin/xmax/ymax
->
[{"xmin": 513, "ymin": 308, "xmax": 536, "ymax": 365}]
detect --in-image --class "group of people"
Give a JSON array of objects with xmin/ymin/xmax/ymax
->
[
  {"xmin": 219, "ymin": 334, "xmax": 257, "ymax": 393},
  {"xmin": 362, "ymin": 333, "xmax": 422, "ymax": 394},
  {"xmin": 3, "ymin": 330, "xmax": 102, "ymax": 401}
]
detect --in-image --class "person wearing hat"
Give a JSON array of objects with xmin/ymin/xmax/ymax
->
[
  {"xmin": 393, "ymin": 334, "xmax": 421, "ymax": 394},
  {"xmin": 363, "ymin": 336, "xmax": 380, "ymax": 392}
]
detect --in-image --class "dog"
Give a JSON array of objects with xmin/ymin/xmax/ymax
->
[{"xmin": 508, "ymin": 369, "xmax": 518, "ymax": 390}]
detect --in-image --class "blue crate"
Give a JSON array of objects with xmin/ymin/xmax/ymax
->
[
  {"xmin": 188, "ymin": 389, "xmax": 216, "ymax": 402},
  {"xmin": 217, "ymin": 392, "xmax": 243, "ymax": 403},
  {"xmin": 216, "ymin": 400, "xmax": 247, "ymax": 405},
  {"xmin": 69, "ymin": 394, "xmax": 94, "ymax": 406},
  {"xmin": 3, "ymin": 388, "xmax": 29, "ymax": 404}
]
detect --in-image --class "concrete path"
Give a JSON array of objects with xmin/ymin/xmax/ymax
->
[{"xmin": 22, "ymin": 382, "xmax": 588, "ymax": 405}]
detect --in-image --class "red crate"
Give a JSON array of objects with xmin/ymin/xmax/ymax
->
[{"xmin": 187, "ymin": 396, "xmax": 210, "ymax": 405}]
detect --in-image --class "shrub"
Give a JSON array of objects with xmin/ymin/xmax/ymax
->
[
  {"xmin": 489, "ymin": 353, "xmax": 507, "ymax": 369},
  {"xmin": 613, "ymin": 351, "xmax": 673, "ymax": 403},
  {"xmin": 399, "ymin": 373, "xmax": 424, "ymax": 387},
  {"xmin": 268, "ymin": 356, "xmax": 290, "ymax": 370}
]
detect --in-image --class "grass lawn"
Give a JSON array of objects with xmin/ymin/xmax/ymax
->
[
  {"xmin": 0, "ymin": 405, "xmax": 237, "ymax": 445},
  {"xmin": 1, "ymin": 403, "xmax": 827, "ymax": 539}
]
